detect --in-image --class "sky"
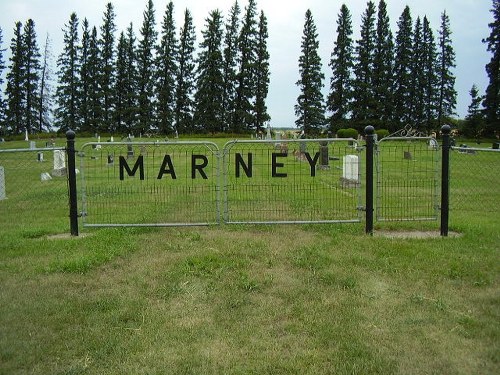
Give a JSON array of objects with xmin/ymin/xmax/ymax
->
[{"xmin": 0, "ymin": 0, "xmax": 494, "ymax": 128}]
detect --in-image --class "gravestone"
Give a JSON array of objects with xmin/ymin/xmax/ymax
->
[
  {"xmin": 40, "ymin": 172, "xmax": 52, "ymax": 181},
  {"xmin": 266, "ymin": 124, "xmax": 272, "ymax": 140},
  {"xmin": 52, "ymin": 149, "xmax": 67, "ymax": 177},
  {"xmin": 0, "ymin": 166, "xmax": 6, "ymax": 200},
  {"xmin": 29, "ymin": 141, "xmax": 36, "ymax": 149},
  {"xmin": 107, "ymin": 154, "xmax": 114, "ymax": 165},
  {"xmin": 127, "ymin": 144, "xmax": 134, "ymax": 159},
  {"xmin": 37, "ymin": 152, "xmax": 44, "ymax": 162},
  {"xmin": 319, "ymin": 141, "xmax": 329, "ymax": 170},
  {"xmin": 340, "ymin": 154, "xmax": 360, "ymax": 188}
]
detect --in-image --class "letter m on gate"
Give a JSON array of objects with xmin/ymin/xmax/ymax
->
[{"xmin": 119, "ymin": 155, "xmax": 145, "ymax": 180}]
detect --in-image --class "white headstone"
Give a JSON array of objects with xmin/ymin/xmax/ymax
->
[
  {"xmin": 342, "ymin": 155, "xmax": 359, "ymax": 183},
  {"xmin": 25, "ymin": 129, "xmax": 29, "ymax": 141},
  {"xmin": 0, "ymin": 166, "xmax": 6, "ymax": 200},
  {"xmin": 53, "ymin": 150, "xmax": 66, "ymax": 170},
  {"xmin": 110, "ymin": 136, "xmax": 114, "ymax": 142},
  {"xmin": 40, "ymin": 172, "xmax": 52, "ymax": 181},
  {"xmin": 266, "ymin": 124, "xmax": 272, "ymax": 140},
  {"xmin": 29, "ymin": 141, "xmax": 36, "ymax": 149}
]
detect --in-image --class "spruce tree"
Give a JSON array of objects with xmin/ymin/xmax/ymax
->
[
  {"xmin": 352, "ymin": 1, "xmax": 376, "ymax": 126},
  {"xmin": 327, "ymin": 4, "xmax": 354, "ymax": 130},
  {"xmin": 464, "ymin": 84, "xmax": 484, "ymax": 138},
  {"xmin": 373, "ymin": 0, "xmax": 393, "ymax": 126},
  {"xmin": 436, "ymin": 11, "xmax": 457, "ymax": 126},
  {"xmin": 55, "ymin": 13, "xmax": 79, "ymax": 132},
  {"xmin": 422, "ymin": 16, "xmax": 438, "ymax": 130},
  {"xmin": 393, "ymin": 6, "xmax": 413, "ymax": 128},
  {"xmin": 122, "ymin": 24, "xmax": 139, "ymax": 134},
  {"xmin": 0, "ymin": 27, "xmax": 6, "ymax": 132},
  {"xmin": 410, "ymin": 17, "xmax": 426, "ymax": 127},
  {"xmin": 194, "ymin": 10, "xmax": 225, "ymax": 133},
  {"xmin": 233, "ymin": 0, "xmax": 258, "ymax": 133},
  {"xmin": 114, "ymin": 31, "xmax": 128, "ymax": 134},
  {"xmin": 23, "ymin": 19, "xmax": 41, "ymax": 135},
  {"xmin": 79, "ymin": 19, "xmax": 92, "ymax": 132},
  {"xmin": 39, "ymin": 33, "xmax": 54, "ymax": 132},
  {"xmin": 253, "ymin": 10, "xmax": 270, "ymax": 132},
  {"xmin": 156, "ymin": 1, "xmax": 178, "ymax": 135},
  {"xmin": 98, "ymin": 2, "xmax": 116, "ymax": 132},
  {"xmin": 483, "ymin": 0, "xmax": 500, "ymax": 136},
  {"xmin": 175, "ymin": 9, "xmax": 196, "ymax": 133},
  {"xmin": 295, "ymin": 9, "xmax": 324, "ymax": 135},
  {"xmin": 5, "ymin": 22, "xmax": 25, "ymax": 134},
  {"xmin": 222, "ymin": 1, "xmax": 241, "ymax": 132},
  {"xmin": 87, "ymin": 26, "xmax": 102, "ymax": 133},
  {"xmin": 136, "ymin": 0, "xmax": 158, "ymax": 134}
]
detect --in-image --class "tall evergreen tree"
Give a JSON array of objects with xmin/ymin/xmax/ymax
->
[
  {"xmin": 175, "ymin": 9, "xmax": 196, "ymax": 133},
  {"xmin": 5, "ymin": 22, "xmax": 25, "ymax": 134},
  {"xmin": 55, "ymin": 13, "xmax": 80, "ymax": 132},
  {"xmin": 410, "ymin": 17, "xmax": 426, "ymax": 127},
  {"xmin": 0, "ymin": 27, "xmax": 6, "ymax": 132},
  {"xmin": 222, "ymin": 1, "xmax": 241, "ymax": 132},
  {"xmin": 436, "ymin": 11, "xmax": 456, "ymax": 126},
  {"xmin": 79, "ymin": 19, "xmax": 91, "ymax": 132},
  {"xmin": 421, "ymin": 16, "xmax": 438, "ymax": 130},
  {"xmin": 295, "ymin": 9, "xmax": 324, "ymax": 134},
  {"xmin": 156, "ymin": 1, "xmax": 178, "ymax": 134},
  {"xmin": 392, "ymin": 6, "xmax": 413, "ymax": 128},
  {"xmin": 193, "ymin": 10, "xmax": 225, "ymax": 133},
  {"xmin": 327, "ymin": 4, "xmax": 354, "ymax": 130},
  {"xmin": 122, "ymin": 24, "xmax": 139, "ymax": 134},
  {"xmin": 232, "ymin": 0, "xmax": 258, "ymax": 132},
  {"xmin": 253, "ymin": 10, "xmax": 270, "ymax": 132},
  {"xmin": 483, "ymin": 0, "xmax": 500, "ymax": 136},
  {"xmin": 463, "ymin": 84, "xmax": 484, "ymax": 138},
  {"xmin": 39, "ymin": 33, "xmax": 54, "ymax": 132},
  {"xmin": 87, "ymin": 26, "xmax": 102, "ymax": 133},
  {"xmin": 351, "ymin": 1, "xmax": 376, "ymax": 125},
  {"xmin": 114, "ymin": 31, "xmax": 129, "ymax": 134},
  {"xmin": 373, "ymin": 0, "xmax": 394, "ymax": 126},
  {"xmin": 98, "ymin": 2, "xmax": 116, "ymax": 132},
  {"xmin": 136, "ymin": 0, "xmax": 157, "ymax": 134},
  {"xmin": 22, "ymin": 19, "xmax": 41, "ymax": 134}
]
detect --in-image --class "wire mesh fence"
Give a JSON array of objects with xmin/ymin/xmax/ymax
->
[
  {"xmin": 376, "ymin": 137, "xmax": 440, "ymax": 221},
  {"xmin": 450, "ymin": 146, "xmax": 500, "ymax": 214},
  {"xmin": 222, "ymin": 139, "xmax": 363, "ymax": 223},
  {"xmin": 80, "ymin": 141, "xmax": 220, "ymax": 226},
  {"xmin": 0, "ymin": 146, "xmax": 69, "ymax": 234}
]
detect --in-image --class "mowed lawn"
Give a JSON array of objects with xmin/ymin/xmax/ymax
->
[{"xmin": 0, "ymin": 136, "xmax": 499, "ymax": 374}]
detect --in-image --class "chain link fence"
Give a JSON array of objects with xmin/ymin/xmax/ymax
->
[{"xmin": 0, "ymin": 145, "xmax": 69, "ymax": 234}]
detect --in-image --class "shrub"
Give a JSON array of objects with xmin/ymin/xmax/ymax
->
[
  {"xmin": 376, "ymin": 129, "xmax": 390, "ymax": 139},
  {"xmin": 337, "ymin": 128, "xmax": 358, "ymax": 139}
]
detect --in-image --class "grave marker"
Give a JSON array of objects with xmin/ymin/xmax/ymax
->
[
  {"xmin": 0, "ymin": 166, "xmax": 6, "ymax": 200},
  {"xmin": 52, "ymin": 149, "xmax": 67, "ymax": 177},
  {"xmin": 341, "ymin": 154, "xmax": 360, "ymax": 187}
]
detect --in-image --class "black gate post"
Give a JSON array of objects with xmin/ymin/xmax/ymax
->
[
  {"xmin": 440, "ymin": 124, "xmax": 451, "ymax": 237},
  {"xmin": 365, "ymin": 126, "xmax": 375, "ymax": 235},
  {"xmin": 66, "ymin": 130, "xmax": 79, "ymax": 236}
]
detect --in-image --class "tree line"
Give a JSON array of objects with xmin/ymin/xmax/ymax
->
[{"xmin": 0, "ymin": 0, "xmax": 498, "ymax": 137}]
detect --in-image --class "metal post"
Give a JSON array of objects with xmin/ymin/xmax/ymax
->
[
  {"xmin": 365, "ymin": 126, "xmax": 375, "ymax": 235},
  {"xmin": 440, "ymin": 124, "xmax": 451, "ymax": 237},
  {"xmin": 66, "ymin": 130, "xmax": 79, "ymax": 236}
]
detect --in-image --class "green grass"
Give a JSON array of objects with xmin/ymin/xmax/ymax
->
[{"xmin": 0, "ymin": 136, "xmax": 499, "ymax": 374}]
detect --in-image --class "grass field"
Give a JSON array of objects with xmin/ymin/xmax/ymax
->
[{"xmin": 0, "ymin": 136, "xmax": 499, "ymax": 374}]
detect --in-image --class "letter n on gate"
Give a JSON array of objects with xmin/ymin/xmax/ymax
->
[{"xmin": 119, "ymin": 155, "xmax": 145, "ymax": 180}]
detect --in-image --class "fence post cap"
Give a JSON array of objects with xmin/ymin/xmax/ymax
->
[
  {"xmin": 441, "ymin": 124, "xmax": 451, "ymax": 135},
  {"xmin": 364, "ymin": 125, "xmax": 375, "ymax": 135},
  {"xmin": 66, "ymin": 130, "xmax": 76, "ymax": 140}
]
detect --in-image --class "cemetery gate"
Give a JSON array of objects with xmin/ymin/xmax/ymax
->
[{"xmin": 78, "ymin": 138, "xmax": 363, "ymax": 227}]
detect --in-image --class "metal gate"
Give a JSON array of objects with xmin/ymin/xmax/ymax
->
[
  {"xmin": 376, "ymin": 128, "xmax": 440, "ymax": 221},
  {"xmin": 79, "ymin": 138, "xmax": 363, "ymax": 226}
]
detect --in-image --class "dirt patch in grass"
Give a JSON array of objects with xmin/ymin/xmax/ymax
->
[
  {"xmin": 45, "ymin": 232, "xmax": 93, "ymax": 240},
  {"xmin": 374, "ymin": 230, "xmax": 462, "ymax": 239}
]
